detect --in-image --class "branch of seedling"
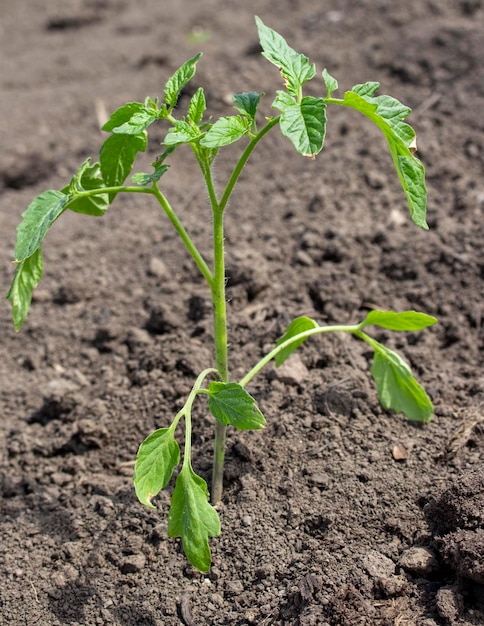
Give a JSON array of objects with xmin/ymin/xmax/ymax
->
[{"xmin": 7, "ymin": 17, "xmax": 436, "ymax": 572}]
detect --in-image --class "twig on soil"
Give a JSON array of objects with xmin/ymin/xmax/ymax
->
[
  {"xmin": 439, "ymin": 411, "xmax": 484, "ymax": 460},
  {"xmin": 29, "ymin": 580, "xmax": 40, "ymax": 604}
]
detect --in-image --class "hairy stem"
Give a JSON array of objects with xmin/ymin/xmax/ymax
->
[
  {"xmin": 201, "ymin": 120, "xmax": 281, "ymax": 503},
  {"xmin": 210, "ymin": 203, "xmax": 229, "ymax": 504},
  {"xmin": 180, "ymin": 368, "xmax": 219, "ymax": 468},
  {"xmin": 239, "ymin": 323, "xmax": 361, "ymax": 388},
  {"xmin": 218, "ymin": 117, "xmax": 280, "ymax": 213}
]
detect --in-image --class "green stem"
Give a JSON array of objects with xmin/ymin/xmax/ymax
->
[
  {"xmin": 198, "ymin": 119, "xmax": 281, "ymax": 503},
  {"xmin": 218, "ymin": 117, "xmax": 280, "ymax": 213},
  {"xmin": 75, "ymin": 185, "xmax": 155, "ymax": 197},
  {"xmin": 239, "ymin": 323, "xmax": 361, "ymax": 388},
  {"xmin": 210, "ymin": 203, "xmax": 228, "ymax": 504},
  {"xmin": 151, "ymin": 183, "xmax": 214, "ymax": 287},
  {"xmin": 178, "ymin": 368, "xmax": 219, "ymax": 468}
]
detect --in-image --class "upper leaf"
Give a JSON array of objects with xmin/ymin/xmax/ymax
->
[
  {"xmin": 351, "ymin": 81, "xmax": 380, "ymax": 98},
  {"xmin": 396, "ymin": 155, "xmax": 427, "ymax": 229},
  {"xmin": 233, "ymin": 92, "xmax": 264, "ymax": 121},
  {"xmin": 131, "ymin": 164, "xmax": 170, "ymax": 186},
  {"xmin": 273, "ymin": 91, "xmax": 327, "ymax": 157},
  {"xmin": 322, "ymin": 69, "xmax": 338, "ymax": 97},
  {"xmin": 102, "ymin": 102, "xmax": 145, "ymax": 132},
  {"xmin": 256, "ymin": 16, "xmax": 315, "ymax": 97},
  {"xmin": 187, "ymin": 87, "xmax": 206, "ymax": 125},
  {"xmin": 111, "ymin": 109, "xmax": 159, "ymax": 135},
  {"xmin": 164, "ymin": 120, "xmax": 201, "ymax": 146},
  {"xmin": 14, "ymin": 190, "xmax": 70, "ymax": 262},
  {"xmin": 371, "ymin": 343, "xmax": 433, "ymax": 423},
  {"xmin": 200, "ymin": 116, "xmax": 251, "ymax": 148},
  {"xmin": 339, "ymin": 87, "xmax": 428, "ymax": 229},
  {"xmin": 361, "ymin": 310, "xmax": 437, "ymax": 332},
  {"xmin": 208, "ymin": 382, "xmax": 266, "ymax": 430},
  {"xmin": 167, "ymin": 465, "xmax": 221, "ymax": 572},
  {"xmin": 164, "ymin": 53, "xmax": 203, "ymax": 109},
  {"xmin": 64, "ymin": 160, "xmax": 109, "ymax": 216},
  {"xmin": 134, "ymin": 428, "xmax": 180, "ymax": 509},
  {"xmin": 7, "ymin": 247, "xmax": 43, "ymax": 331},
  {"xmin": 100, "ymin": 131, "xmax": 147, "ymax": 198}
]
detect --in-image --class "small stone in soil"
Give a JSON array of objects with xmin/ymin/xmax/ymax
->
[
  {"xmin": 399, "ymin": 546, "xmax": 439, "ymax": 576},
  {"xmin": 119, "ymin": 553, "xmax": 146, "ymax": 574},
  {"xmin": 273, "ymin": 353, "xmax": 308, "ymax": 386}
]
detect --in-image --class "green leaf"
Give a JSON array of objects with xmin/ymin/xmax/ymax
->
[
  {"xmin": 200, "ymin": 116, "xmax": 251, "ymax": 148},
  {"xmin": 362, "ymin": 310, "xmax": 437, "ymax": 332},
  {"xmin": 7, "ymin": 247, "xmax": 43, "ymax": 331},
  {"xmin": 134, "ymin": 428, "xmax": 180, "ymax": 509},
  {"xmin": 371, "ymin": 343, "xmax": 433, "ymax": 423},
  {"xmin": 151, "ymin": 146, "xmax": 176, "ymax": 168},
  {"xmin": 65, "ymin": 160, "xmax": 109, "ymax": 216},
  {"xmin": 273, "ymin": 91, "xmax": 327, "ymax": 156},
  {"xmin": 131, "ymin": 164, "xmax": 170, "ymax": 186},
  {"xmin": 351, "ymin": 81, "xmax": 380, "ymax": 98},
  {"xmin": 110, "ymin": 109, "xmax": 158, "ymax": 135},
  {"xmin": 168, "ymin": 465, "xmax": 221, "ymax": 572},
  {"xmin": 164, "ymin": 120, "xmax": 201, "ymax": 146},
  {"xmin": 102, "ymin": 102, "xmax": 145, "ymax": 132},
  {"xmin": 397, "ymin": 155, "xmax": 427, "ymax": 229},
  {"xmin": 275, "ymin": 316, "xmax": 319, "ymax": 366},
  {"xmin": 339, "ymin": 88, "xmax": 428, "ymax": 229},
  {"xmin": 256, "ymin": 16, "xmax": 315, "ymax": 97},
  {"xmin": 233, "ymin": 92, "xmax": 264, "ymax": 121},
  {"xmin": 342, "ymin": 90, "xmax": 412, "ymax": 146},
  {"xmin": 187, "ymin": 87, "xmax": 206, "ymax": 125},
  {"xmin": 208, "ymin": 382, "xmax": 266, "ymax": 430},
  {"xmin": 322, "ymin": 69, "xmax": 338, "ymax": 97},
  {"xmin": 14, "ymin": 190, "xmax": 70, "ymax": 262},
  {"xmin": 100, "ymin": 132, "xmax": 147, "ymax": 199},
  {"xmin": 164, "ymin": 53, "xmax": 203, "ymax": 109}
]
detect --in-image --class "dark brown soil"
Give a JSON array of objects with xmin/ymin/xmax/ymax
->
[{"xmin": 1, "ymin": 1, "xmax": 483, "ymax": 625}]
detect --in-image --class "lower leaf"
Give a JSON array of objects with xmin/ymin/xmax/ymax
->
[
  {"xmin": 134, "ymin": 428, "xmax": 180, "ymax": 509},
  {"xmin": 208, "ymin": 382, "xmax": 266, "ymax": 430},
  {"xmin": 7, "ymin": 248, "xmax": 43, "ymax": 331},
  {"xmin": 168, "ymin": 465, "xmax": 221, "ymax": 572},
  {"xmin": 371, "ymin": 344, "xmax": 433, "ymax": 423}
]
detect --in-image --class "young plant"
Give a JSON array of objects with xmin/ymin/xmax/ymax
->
[{"xmin": 7, "ymin": 17, "xmax": 436, "ymax": 572}]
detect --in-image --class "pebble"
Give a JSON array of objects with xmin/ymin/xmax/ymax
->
[
  {"xmin": 44, "ymin": 378, "xmax": 80, "ymax": 399},
  {"xmin": 376, "ymin": 575, "xmax": 408, "ymax": 598},
  {"xmin": 274, "ymin": 353, "xmax": 308, "ymax": 386},
  {"xmin": 309, "ymin": 472, "xmax": 331, "ymax": 489},
  {"xmin": 125, "ymin": 327, "xmax": 152, "ymax": 346},
  {"xmin": 225, "ymin": 580, "xmax": 244, "ymax": 595},
  {"xmin": 295, "ymin": 250, "xmax": 314, "ymax": 266},
  {"xmin": 119, "ymin": 553, "xmax": 146, "ymax": 574},
  {"xmin": 361, "ymin": 550, "xmax": 395, "ymax": 578},
  {"xmin": 148, "ymin": 257, "xmax": 168, "ymax": 278},
  {"xmin": 399, "ymin": 546, "xmax": 439, "ymax": 576}
]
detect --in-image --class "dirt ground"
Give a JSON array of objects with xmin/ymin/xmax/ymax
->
[{"xmin": 0, "ymin": 1, "xmax": 483, "ymax": 625}]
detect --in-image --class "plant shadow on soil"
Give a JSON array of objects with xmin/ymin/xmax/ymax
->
[{"xmin": 0, "ymin": 1, "xmax": 483, "ymax": 625}]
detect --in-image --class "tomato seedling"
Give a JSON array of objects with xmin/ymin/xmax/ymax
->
[{"xmin": 7, "ymin": 17, "xmax": 436, "ymax": 572}]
